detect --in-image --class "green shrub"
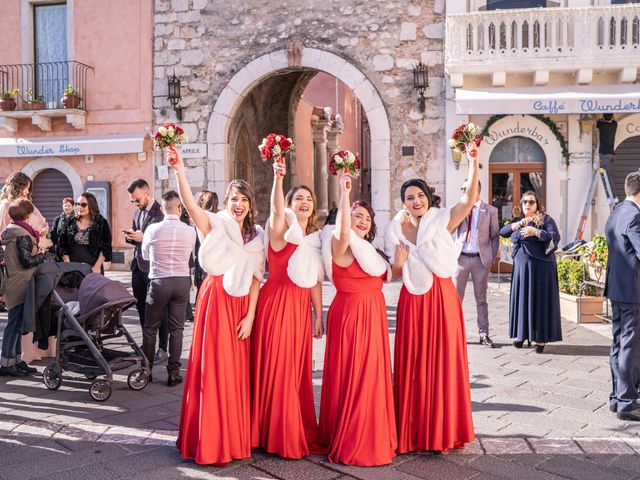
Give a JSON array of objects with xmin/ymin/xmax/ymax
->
[{"xmin": 557, "ymin": 258, "xmax": 598, "ymax": 296}]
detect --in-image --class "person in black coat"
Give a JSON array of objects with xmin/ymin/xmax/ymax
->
[
  {"xmin": 604, "ymin": 171, "xmax": 640, "ymax": 421},
  {"xmin": 50, "ymin": 197, "xmax": 74, "ymax": 260},
  {"xmin": 500, "ymin": 190, "xmax": 561, "ymax": 353},
  {"xmin": 60, "ymin": 192, "xmax": 112, "ymax": 274}
]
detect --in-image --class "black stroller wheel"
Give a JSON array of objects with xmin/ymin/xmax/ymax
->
[
  {"xmin": 43, "ymin": 366, "xmax": 62, "ymax": 390},
  {"xmin": 127, "ymin": 368, "xmax": 149, "ymax": 391},
  {"xmin": 89, "ymin": 380, "xmax": 111, "ymax": 402}
]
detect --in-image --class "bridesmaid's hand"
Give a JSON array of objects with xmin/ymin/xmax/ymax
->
[
  {"xmin": 166, "ymin": 145, "xmax": 184, "ymax": 172},
  {"xmin": 237, "ymin": 316, "xmax": 254, "ymax": 340},
  {"xmin": 273, "ymin": 160, "xmax": 286, "ymax": 177},
  {"xmin": 313, "ymin": 317, "xmax": 324, "ymax": 339},
  {"xmin": 393, "ymin": 243, "xmax": 409, "ymax": 268}
]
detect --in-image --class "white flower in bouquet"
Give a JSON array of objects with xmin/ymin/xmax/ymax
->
[
  {"xmin": 158, "ymin": 126, "xmax": 168, "ymax": 136},
  {"xmin": 275, "ymin": 135, "xmax": 282, "ymax": 142},
  {"xmin": 167, "ymin": 126, "xmax": 175, "ymax": 137},
  {"xmin": 346, "ymin": 152, "xmax": 356, "ymax": 164},
  {"xmin": 447, "ymin": 139, "xmax": 457, "ymax": 148},
  {"xmin": 273, "ymin": 144, "xmax": 282, "ymax": 155}
]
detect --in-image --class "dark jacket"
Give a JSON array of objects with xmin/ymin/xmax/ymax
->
[
  {"xmin": 604, "ymin": 200, "xmax": 640, "ymax": 303},
  {"xmin": 0, "ymin": 224, "xmax": 46, "ymax": 310},
  {"xmin": 50, "ymin": 213, "xmax": 71, "ymax": 260},
  {"xmin": 500, "ymin": 214, "xmax": 560, "ymax": 263},
  {"xmin": 60, "ymin": 214, "xmax": 113, "ymax": 263},
  {"xmin": 125, "ymin": 200, "xmax": 163, "ymax": 273}
]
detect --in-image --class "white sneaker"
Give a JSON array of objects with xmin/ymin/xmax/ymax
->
[{"xmin": 153, "ymin": 348, "xmax": 168, "ymax": 364}]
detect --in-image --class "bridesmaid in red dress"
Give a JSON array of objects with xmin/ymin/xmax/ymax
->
[
  {"xmin": 318, "ymin": 173, "xmax": 397, "ymax": 466},
  {"xmin": 251, "ymin": 160, "xmax": 324, "ymax": 458},
  {"xmin": 169, "ymin": 149, "xmax": 265, "ymax": 465},
  {"xmin": 384, "ymin": 147, "xmax": 479, "ymax": 453}
]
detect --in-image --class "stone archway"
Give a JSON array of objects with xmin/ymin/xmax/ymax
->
[
  {"xmin": 206, "ymin": 48, "xmax": 391, "ymax": 222},
  {"xmin": 21, "ymin": 157, "xmax": 83, "ymax": 198}
]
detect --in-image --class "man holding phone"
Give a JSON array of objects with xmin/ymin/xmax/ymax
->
[{"xmin": 125, "ymin": 179, "xmax": 167, "ymax": 364}]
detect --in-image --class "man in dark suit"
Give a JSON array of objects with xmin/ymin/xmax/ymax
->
[
  {"xmin": 453, "ymin": 180, "xmax": 500, "ymax": 348},
  {"xmin": 124, "ymin": 179, "xmax": 168, "ymax": 364},
  {"xmin": 604, "ymin": 171, "xmax": 640, "ymax": 421}
]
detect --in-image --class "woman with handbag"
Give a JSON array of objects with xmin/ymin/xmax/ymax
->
[{"xmin": 499, "ymin": 190, "xmax": 562, "ymax": 353}]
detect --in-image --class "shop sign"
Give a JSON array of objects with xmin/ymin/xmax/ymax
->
[
  {"xmin": 533, "ymin": 99, "xmax": 640, "ymax": 115},
  {"xmin": 484, "ymin": 121, "xmax": 552, "ymax": 146},
  {"xmin": 0, "ymin": 136, "xmax": 144, "ymax": 158},
  {"xmin": 626, "ymin": 122, "xmax": 640, "ymax": 134}
]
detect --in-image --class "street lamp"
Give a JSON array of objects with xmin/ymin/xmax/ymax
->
[
  {"xmin": 412, "ymin": 61, "xmax": 428, "ymax": 113},
  {"xmin": 451, "ymin": 148, "xmax": 462, "ymax": 169},
  {"xmin": 167, "ymin": 73, "xmax": 182, "ymax": 121},
  {"xmin": 578, "ymin": 113, "xmax": 592, "ymax": 141}
]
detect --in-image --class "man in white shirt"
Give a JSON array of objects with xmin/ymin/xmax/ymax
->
[
  {"xmin": 141, "ymin": 190, "xmax": 196, "ymax": 386},
  {"xmin": 453, "ymin": 181, "xmax": 500, "ymax": 348}
]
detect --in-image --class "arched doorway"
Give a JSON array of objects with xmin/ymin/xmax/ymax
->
[
  {"xmin": 207, "ymin": 47, "xmax": 390, "ymax": 225},
  {"xmin": 31, "ymin": 168, "xmax": 73, "ymax": 225},
  {"xmin": 612, "ymin": 135, "xmax": 640, "ymax": 201},
  {"xmin": 488, "ymin": 136, "xmax": 546, "ymax": 222}
]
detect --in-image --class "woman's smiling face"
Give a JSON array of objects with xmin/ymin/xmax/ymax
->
[{"xmin": 403, "ymin": 186, "xmax": 429, "ymax": 218}]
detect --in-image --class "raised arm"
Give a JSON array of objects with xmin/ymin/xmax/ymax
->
[
  {"xmin": 331, "ymin": 173, "xmax": 352, "ymax": 257},
  {"xmin": 269, "ymin": 162, "xmax": 288, "ymax": 250},
  {"xmin": 448, "ymin": 146, "xmax": 480, "ymax": 232},
  {"xmin": 167, "ymin": 146, "xmax": 211, "ymax": 236}
]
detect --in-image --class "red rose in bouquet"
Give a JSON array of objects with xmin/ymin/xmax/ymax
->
[
  {"xmin": 154, "ymin": 123, "xmax": 187, "ymax": 165},
  {"xmin": 448, "ymin": 122, "xmax": 484, "ymax": 159},
  {"xmin": 329, "ymin": 150, "xmax": 361, "ymax": 190},
  {"xmin": 258, "ymin": 133, "xmax": 295, "ymax": 176}
]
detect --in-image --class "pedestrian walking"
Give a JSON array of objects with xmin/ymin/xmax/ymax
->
[
  {"xmin": 318, "ymin": 174, "xmax": 397, "ymax": 466},
  {"xmin": 384, "ymin": 148, "xmax": 478, "ymax": 453},
  {"xmin": 604, "ymin": 171, "xmax": 640, "ymax": 421},
  {"xmin": 141, "ymin": 190, "xmax": 196, "ymax": 386},
  {"xmin": 251, "ymin": 161, "xmax": 324, "ymax": 459},
  {"xmin": 168, "ymin": 148, "xmax": 265, "ymax": 465},
  {"xmin": 500, "ymin": 190, "xmax": 562, "ymax": 353},
  {"xmin": 453, "ymin": 180, "xmax": 500, "ymax": 347}
]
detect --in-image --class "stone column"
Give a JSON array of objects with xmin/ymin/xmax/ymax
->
[
  {"xmin": 311, "ymin": 115, "xmax": 332, "ymax": 220},
  {"xmin": 326, "ymin": 114, "xmax": 344, "ymax": 207}
]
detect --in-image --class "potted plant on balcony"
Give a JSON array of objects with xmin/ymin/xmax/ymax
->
[
  {"xmin": 61, "ymin": 84, "xmax": 81, "ymax": 109},
  {"xmin": 557, "ymin": 257, "xmax": 605, "ymax": 323},
  {"xmin": 23, "ymin": 88, "xmax": 45, "ymax": 111},
  {"xmin": 0, "ymin": 88, "xmax": 20, "ymax": 111}
]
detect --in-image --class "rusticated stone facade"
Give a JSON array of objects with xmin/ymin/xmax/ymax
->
[{"xmin": 153, "ymin": 0, "xmax": 446, "ymax": 222}]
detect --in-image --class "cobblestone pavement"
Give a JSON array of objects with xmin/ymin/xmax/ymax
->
[{"xmin": 1, "ymin": 272, "xmax": 639, "ymax": 479}]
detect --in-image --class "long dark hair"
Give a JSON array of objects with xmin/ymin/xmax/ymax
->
[
  {"xmin": 1, "ymin": 172, "xmax": 32, "ymax": 201},
  {"xmin": 351, "ymin": 200, "xmax": 377, "ymax": 243},
  {"xmin": 285, "ymin": 184, "xmax": 319, "ymax": 234},
  {"xmin": 197, "ymin": 190, "xmax": 218, "ymax": 212},
  {"xmin": 79, "ymin": 192, "xmax": 100, "ymax": 221},
  {"xmin": 224, "ymin": 180, "xmax": 257, "ymax": 237},
  {"xmin": 400, "ymin": 178, "xmax": 440, "ymax": 208}
]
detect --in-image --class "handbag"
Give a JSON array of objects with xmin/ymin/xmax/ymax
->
[{"xmin": 545, "ymin": 238, "xmax": 557, "ymax": 256}]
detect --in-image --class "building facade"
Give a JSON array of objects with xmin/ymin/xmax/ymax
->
[
  {"xmin": 445, "ymin": 0, "xmax": 640, "ymax": 243},
  {"xmin": 152, "ymin": 0, "xmax": 447, "ymax": 228},
  {"xmin": 0, "ymin": 0, "xmax": 154, "ymax": 269}
]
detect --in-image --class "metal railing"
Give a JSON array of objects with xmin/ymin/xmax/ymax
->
[
  {"xmin": 446, "ymin": 4, "xmax": 640, "ymax": 68},
  {"xmin": 0, "ymin": 60, "xmax": 93, "ymax": 111}
]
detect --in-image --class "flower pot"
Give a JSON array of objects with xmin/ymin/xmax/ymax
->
[
  {"xmin": 0, "ymin": 97, "xmax": 17, "ymax": 111},
  {"xmin": 61, "ymin": 93, "xmax": 81, "ymax": 109},
  {"xmin": 559, "ymin": 292, "xmax": 605, "ymax": 323},
  {"xmin": 24, "ymin": 102, "xmax": 45, "ymax": 111}
]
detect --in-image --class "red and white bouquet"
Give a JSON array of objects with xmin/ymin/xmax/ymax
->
[
  {"xmin": 258, "ymin": 133, "xmax": 294, "ymax": 176},
  {"xmin": 155, "ymin": 123, "xmax": 187, "ymax": 165},
  {"xmin": 447, "ymin": 122, "xmax": 484, "ymax": 158},
  {"xmin": 329, "ymin": 150, "xmax": 361, "ymax": 189}
]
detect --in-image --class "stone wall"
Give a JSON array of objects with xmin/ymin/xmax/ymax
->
[{"xmin": 153, "ymin": 0, "xmax": 446, "ymax": 213}]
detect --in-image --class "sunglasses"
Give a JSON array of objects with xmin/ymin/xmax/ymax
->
[
  {"xmin": 75, "ymin": 202, "xmax": 88, "ymax": 208},
  {"xmin": 521, "ymin": 199, "xmax": 537, "ymax": 205}
]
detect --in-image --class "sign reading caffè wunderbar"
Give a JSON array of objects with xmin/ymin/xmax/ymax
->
[
  {"xmin": 484, "ymin": 121, "xmax": 553, "ymax": 146},
  {"xmin": 0, "ymin": 135, "xmax": 145, "ymax": 158}
]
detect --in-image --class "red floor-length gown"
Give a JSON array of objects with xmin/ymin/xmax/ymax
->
[
  {"xmin": 251, "ymin": 242, "xmax": 319, "ymax": 458},
  {"xmin": 394, "ymin": 275, "xmax": 475, "ymax": 453},
  {"xmin": 318, "ymin": 260, "xmax": 397, "ymax": 466},
  {"xmin": 176, "ymin": 274, "xmax": 251, "ymax": 465}
]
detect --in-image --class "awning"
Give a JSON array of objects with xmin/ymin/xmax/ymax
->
[
  {"xmin": 0, "ymin": 134, "xmax": 146, "ymax": 158},
  {"xmin": 455, "ymin": 85, "xmax": 640, "ymax": 115}
]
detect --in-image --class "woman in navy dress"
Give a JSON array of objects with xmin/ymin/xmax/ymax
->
[{"xmin": 500, "ymin": 190, "xmax": 561, "ymax": 353}]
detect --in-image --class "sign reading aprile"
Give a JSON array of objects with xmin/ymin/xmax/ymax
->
[{"xmin": 177, "ymin": 143, "xmax": 207, "ymax": 159}]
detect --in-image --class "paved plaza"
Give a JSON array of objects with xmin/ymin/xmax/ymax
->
[{"xmin": 1, "ymin": 272, "xmax": 639, "ymax": 479}]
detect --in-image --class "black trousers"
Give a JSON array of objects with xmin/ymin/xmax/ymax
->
[
  {"xmin": 142, "ymin": 276, "xmax": 191, "ymax": 376},
  {"xmin": 132, "ymin": 266, "xmax": 168, "ymax": 351},
  {"xmin": 610, "ymin": 301, "xmax": 640, "ymax": 413}
]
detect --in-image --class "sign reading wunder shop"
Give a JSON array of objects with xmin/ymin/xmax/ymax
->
[
  {"xmin": 484, "ymin": 121, "xmax": 553, "ymax": 146},
  {"xmin": 0, "ymin": 135, "xmax": 145, "ymax": 158}
]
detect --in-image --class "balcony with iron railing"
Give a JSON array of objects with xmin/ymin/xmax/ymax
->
[
  {"xmin": 0, "ymin": 60, "xmax": 93, "ymax": 132},
  {"xmin": 446, "ymin": 4, "xmax": 640, "ymax": 86}
]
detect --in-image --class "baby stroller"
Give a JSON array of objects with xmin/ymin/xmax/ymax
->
[{"xmin": 27, "ymin": 262, "xmax": 150, "ymax": 401}]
